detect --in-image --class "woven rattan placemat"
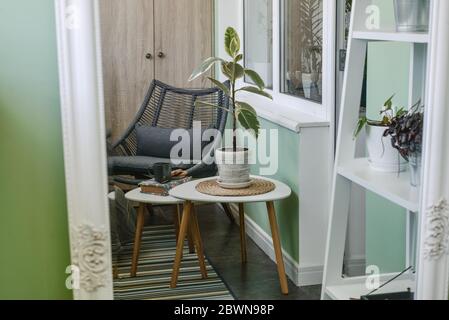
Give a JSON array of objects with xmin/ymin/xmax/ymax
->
[{"xmin": 196, "ymin": 179, "xmax": 275, "ymax": 197}]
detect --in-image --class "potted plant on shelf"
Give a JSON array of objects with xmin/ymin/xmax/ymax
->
[
  {"xmin": 394, "ymin": 0, "xmax": 430, "ymax": 32},
  {"xmin": 299, "ymin": 0, "xmax": 323, "ymax": 100},
  {"xmin": 354, "ymin": 95, "xmax": 408, "ymax": 172},
  {"xmin": 189, "ymin": 27, "xmax": 273, "ymax": 189},
  {"xmin": 384, "ymin": 101, "xmax": 424, "ymax": 187}
]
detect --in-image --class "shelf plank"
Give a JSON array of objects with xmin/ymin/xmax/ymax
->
[
  {"xmin": 352, "ymin": 31, "xmax": 429, "ymax": 43},
  {"xmin": 337, "ymin": 158, "xmax": 420, "ymax": 212},
  {"xmin": 325, "ymin": 278, "xmax": 415, "ymax": 300}
]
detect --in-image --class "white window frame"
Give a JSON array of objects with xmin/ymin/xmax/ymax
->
[{"xmin": 237, "ymin": 0, "xmax": 336, "ymax": 129}]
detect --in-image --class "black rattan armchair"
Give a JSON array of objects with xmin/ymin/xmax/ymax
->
[{"xmin": 108, "ymin": 80, "xmax": 230, "ymax": 184}]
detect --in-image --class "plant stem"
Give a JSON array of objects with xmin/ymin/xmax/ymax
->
[
  {"xmin": 230, "ymin": 58, "xmax": 237, "ymax": 152},
  {"xmin": 231, "ymin": 80, "xmax": 237, "ymax": 152}
]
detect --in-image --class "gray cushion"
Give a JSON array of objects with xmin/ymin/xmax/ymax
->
[
  {"xmin": 108, "ymin": 156, "xmax": 193, "ymax": 176},
  {"xmin": 135, "ymin": 125, "xmax": 214, "ymax": 160}
]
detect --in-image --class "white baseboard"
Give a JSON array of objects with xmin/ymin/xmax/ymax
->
[{"xmin": 227, "ymin": 204, "xmax": 323, "ymax": 287}]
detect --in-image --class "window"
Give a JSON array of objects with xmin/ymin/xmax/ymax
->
[
  {"xmin": 244, "ymin": 0, "xmax": 273, "ymax": 89},
  {"xmin": 281, "ymin": 0, "xmax": 323, "ymax": 103}
]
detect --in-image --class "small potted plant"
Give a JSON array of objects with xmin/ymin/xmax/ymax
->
[
  {"xmin": 384, "ymin": 101, "xmax": 424, "ymax": 187},
  {"xmin": 354, "ymin": 95, "xmax": 408, "ymax": 172},
  {"xmin": 189, "ymin": 27, "xmax": 272, "ymax": 189}
]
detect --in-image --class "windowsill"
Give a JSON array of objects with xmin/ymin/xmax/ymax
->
[{"xmin": 238, "ymin": 92, "xmax": 330, "ymax": 133}]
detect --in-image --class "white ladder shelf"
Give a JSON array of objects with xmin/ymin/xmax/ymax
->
[{"xmin": 322, "ymin": 0, "xmax": 433, "ymax": 300}]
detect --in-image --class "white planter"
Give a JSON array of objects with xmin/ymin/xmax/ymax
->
[
  {"xmin": 366, "ymin": 124, "xmax": 407, "ymax": 172},
  {"xmin": 215, "ymin": 147, "xmax": 251, "ymax": 189},
  {"xmin": 302, "ymin": 73, "xmax": 313, "ymax": 99},
  {"xmin": 302, "ymin": 72, "xmax": 319, "ymax": 99},
  {"xmin": 409, "ymin": 154, "xmax": 422, "ymax": 187},
  {"xmin": 317, "ymin": 73, "xmax": 323, "ymax": 97}
]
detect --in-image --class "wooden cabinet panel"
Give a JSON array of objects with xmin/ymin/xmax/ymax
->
[
  {"xmin": 154, "ymin": 0, "xmax": 213, "ymax": 88},
  {"xmin": 100, "ymin": 0, "xmax": 213, "ymax": 139},
  {"xmin": 99, "ymin": 0, "xmax": 155, "ymax": 140}
]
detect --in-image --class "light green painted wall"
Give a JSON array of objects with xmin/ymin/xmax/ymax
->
[
  {"xmin": 0, "ymin": 0, "xmax": 72, "ymax": 299},
  {"xmin": 366, "ymin": 42, "xmax": 410, "ymax": 273},
  {"xmin": 228, "ymin": 117, "xmax": 300, "ymax": 262},
  {"xmin": 243, "ymin": 119, "xmax": 300, "ymax": 262}
]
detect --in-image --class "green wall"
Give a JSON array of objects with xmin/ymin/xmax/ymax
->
[
  {"xmin": 228, "ymin": 117, "xmax": 300, "ymax": 263},
  {"xmin": 366, "ymin": 42, "xmax": 410, "ymax": 273},
  {"xmin": 0, "ymin": 0, "xmax": 72, "ymax": 299},
  {"xmin": 242, "ymin": 119, "xmax": 300, "ymax": 262}
]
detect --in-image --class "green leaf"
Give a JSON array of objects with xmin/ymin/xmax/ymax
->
[
  {"xmin": 225, "ymin": 27, "xmax": 240, "ymax": 58},
  {"xmin": 208, "ymin": 78, "xmax": 230, "ymax": 96},
  {"xmin": 238, "ymin": 86, "xmax": 273, "ymax": 100},
  {"xmin": 194, "ymin": 100, "xmax": 230, "ymax": 113},
  {"xmin": 244, "ymin": 69, "xmax": 265, "ymax": 90},
  {"xmin": 221, "ymin": 62, "xmax": 244, "ymax": 81},
  {"xmin": 396, "ymin": 107, "xmax": 407, "ymax": 117},
  {"xmin": 235, "ymin": 101, "xmax": 260, "ymax": 138},
  {"xmin": 235, "ymin": 54, "xmax": 243, "ymax": 62},
  {"xmin": 383, "ymin": 94, "xmax": 395, "ymax": 110},
  {"xmin": 229, "ymin": 38, "xmax": 240, "ymax": 57},
  {"xmin": 354, "ymin": 117, "xmax": 368, "ymax": 139},
  {"xmin": 189, "ymin": 57, "xmax": 224, "ymax": 82}
]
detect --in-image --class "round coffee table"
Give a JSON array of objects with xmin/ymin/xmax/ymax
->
[
  {"xmin": 125, "ymin": 188, "xmax": 193, "ymax": 277},
  {"xmin": 169, "ymin": 176, "xmax": 292, "ymax": 295}
]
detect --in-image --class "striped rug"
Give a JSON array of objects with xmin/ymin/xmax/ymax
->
[{"xmin": 113, "ymin": 225, "xmax": 234, "ymax": 300}]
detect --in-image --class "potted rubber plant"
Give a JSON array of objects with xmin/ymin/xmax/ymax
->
[
  {"xmin": 384, "ymin": 101, "xmax": 424, "ymax": 187},
  {"xmin": 354, "ymin": 95, "xmax": 407, "ymax": 172},
  {"xmin": 189, "ymin": 27, "xmax": 273, "ymax": 189}
]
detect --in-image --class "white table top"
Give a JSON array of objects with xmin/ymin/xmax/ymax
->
[
  {"xmin": 169, "ymin": 176, "xmax": 292, "ymax": 204},
  {"xmin": 125, "ymin": 188, "xmax": 184, "ymax": 205}
]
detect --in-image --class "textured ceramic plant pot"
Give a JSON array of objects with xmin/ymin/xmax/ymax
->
[
  {"xmin": 409, "ymin": 153, "xmax": 422, "ymax": 187},
  {"xmin": 394, "ymin": 0, "xmax": 430, "ymax": 32},
  {"xmin": 215, "ymin": 147, "xmax": 251, "ymax": 189},
  {"xmin": 366, "ymin": 124, "xmax": 407, "ymax": 172}
]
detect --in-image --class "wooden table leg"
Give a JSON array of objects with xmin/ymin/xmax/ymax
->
[
  {"xmin": 191, "ymin": 206, "xmax": 208, "ymax": 279},
  {"xmin": 266, "ymin": 201, "xmax": 289, "ymax": 295},
  {"xmin": 239, "ymin": 203, "xmax": 247, "ymax": 263},
  {"xmin": 176, "ymin": 204, "xmax": 195, "ymax": 253},
  {"xmin": 170, "ymin": 201, "xmax": 192, "ymax": 288},
  {"xmin": 131, "ymin": 203, "xmax": 145, "ymax": 277}
]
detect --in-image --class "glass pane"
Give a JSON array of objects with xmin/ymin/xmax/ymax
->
[
  {"xmin": 281, "ymin": 0, "xmax": 323, "ymax": 103},
  {"xmin": 244, "ymin": 0, "xmax": 273, "ymax": 89}
]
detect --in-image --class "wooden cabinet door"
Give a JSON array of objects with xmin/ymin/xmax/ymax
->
[
  {"xmin": 154, "ymin": 0, "xmax": 213, "ymax": 88},
  {"xmin": 99, "ymin": 0, "xmax": 155, "ymax": 140}
]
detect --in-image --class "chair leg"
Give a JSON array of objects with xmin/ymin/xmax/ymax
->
[
  {"xmin": 191, "ymin": 206, "xmax": 208, "ymax": 279},
  {"xmin": 171, "ymin": 201, "xmax": 193, "ymax": 288},
  {"xmin": 146, "ymin": 203, "xmax": 154, "ymax": 217},
  {"xmin": 221, "ymin": 203, "xmax": 236, "ymax": 224},
  {"xmin": 174, "ymin": 205, "xmax": 180, "ymax": 242},
  {"xmin": 131, "ymin": 203, "xmax": 145, "ymax": 277},
  {"xmin": 238, "ymin": 203, "xmax": 247, "ymax": 264}
]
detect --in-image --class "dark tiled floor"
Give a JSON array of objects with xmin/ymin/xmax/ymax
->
[{"xmin": 149, "ymin": 203, "xmax": 321, "ymax": 300}]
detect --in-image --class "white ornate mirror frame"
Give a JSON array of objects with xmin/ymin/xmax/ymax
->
[
  {"xmin": 416, "ymin": 0, "xmax": 449, "ymax": 300},
  {"xmin": 55, "ymin": 0, "xmax": 113, "ymax": 300},
  {"xmin": 54, "ymin": 0, "xmax": 449, "ymax": 300}
]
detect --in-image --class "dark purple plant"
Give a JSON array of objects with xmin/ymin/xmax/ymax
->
[{"xmin": 384, "ymin": 102, "xmax": 424, "ymax": 161}]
